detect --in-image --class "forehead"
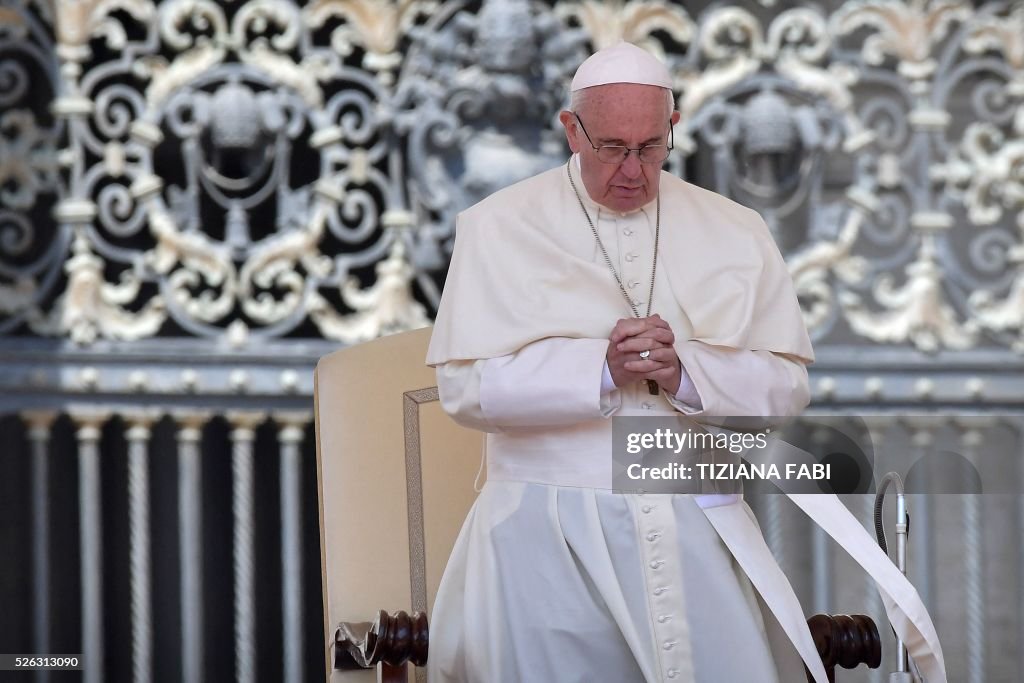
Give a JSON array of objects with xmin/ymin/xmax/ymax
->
[{"xmin": 579, "ymin": 84, "xmax": 670, "ymax": 141}]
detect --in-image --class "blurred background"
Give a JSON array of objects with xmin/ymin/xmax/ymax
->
[{"xmin": 0, "ymin": 0, "xmax": 1022, "ymax": 680}]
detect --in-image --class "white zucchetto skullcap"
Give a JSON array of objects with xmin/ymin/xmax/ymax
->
[{"xmin": 570, "ymin": 42, "xmax": 673, "ymax": 92}]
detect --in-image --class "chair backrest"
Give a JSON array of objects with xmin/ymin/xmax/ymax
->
[{"xmin": 315, "ymin": 326, "xmax": 484, "ymax": 682}]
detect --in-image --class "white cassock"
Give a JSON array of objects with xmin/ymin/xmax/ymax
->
[{"xmin": 425, "ymin": 155, "xmax": 946, "ymax": 683}]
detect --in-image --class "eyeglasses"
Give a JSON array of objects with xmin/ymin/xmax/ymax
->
[{"xmin": 573, "ymin": 112, "xmax": 673, "ymax": 165}]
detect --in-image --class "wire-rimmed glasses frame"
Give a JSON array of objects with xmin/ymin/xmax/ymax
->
[{"xmin": 572, "ymin": 112, "xmax": 674, "ymax": 165}]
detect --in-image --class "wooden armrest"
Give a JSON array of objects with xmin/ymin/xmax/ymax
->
[
  {"xmin": 334, "ymin": 610, "xmax": 429, "ymax": 670},
  {"xmin": 805, "ymin": 613, "xmax": 881, "ymax": 683},
  {"xmin": 334, "ymin": 609, "xmax": 878, "ymax": 681}
]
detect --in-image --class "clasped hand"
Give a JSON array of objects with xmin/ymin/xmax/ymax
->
[{"xmin": 606, "ymin": 314, "xmax": 682, "ymax": 394}]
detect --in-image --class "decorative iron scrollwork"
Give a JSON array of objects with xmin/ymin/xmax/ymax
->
[{"xmin": 0, "ymin": 0, "xmax": 1021, "ymax": 354}]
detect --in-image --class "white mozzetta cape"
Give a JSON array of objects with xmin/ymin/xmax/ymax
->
[{"xmin": 426, "ymin": 162, "xmax": 814, "ymax": 367}]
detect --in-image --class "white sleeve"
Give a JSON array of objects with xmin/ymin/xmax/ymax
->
[
  {"xmin": 600, "ymin": 361, "xmax": 617, "ymax": 395},
  {"xmin": 435, "ymin": 337, "xmax": 621, "ymax": 431},
  {"xmin": 436, "ymin": 359, "xmax": 499, "ymax": 432},
  {"xmin": 669, "ymin": 365, "xmax": 703, "ymax": 410},
  {"xmin": 666, "ymin": 341, "xmax": 810, "ymax": 418}
]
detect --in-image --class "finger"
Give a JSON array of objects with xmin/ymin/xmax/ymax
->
[
  {"xmin": 610, "ymin": 318, "xmax": 653, "ymax": 342},
  {"xmin": 640, "ymin": 315, "xmax": 670, "ymax": 329},
  {"xmin": 634, "ymin": 325, "xmax": 675, "ymax": 337},
  {"xmin": 642, "ymin": 366, "xmax": 677, "ymax": 381},
  {"xmin": 622, "ymin": 327, "xmax": 671, "ymax": 348},
  {"xmin": 608, "ymin": 318, "xmax": 634, "ymax": 342},
  {"xmin": 615, "ymin": 338, "xmax": 669, "ymax": 354},
  {"xmin": 611, "ymin": 317, "xmax": 671, "ymax": 342},
  {"xmin": 623, "ymin": 359, "xmax": 671, "ymax": 373},
  {"xmin": 618, "ymin": 347, "xmax": 677, "ymax": 363}
]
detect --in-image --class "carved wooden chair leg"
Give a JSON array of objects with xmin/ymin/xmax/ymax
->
[
  {"xmin": 379, "ymin": 662, "xmax": 406, "ymax": 683},
  {"xmin": 335, "ymin": 610, "xmax": 429, "ymax": 679},
  {"xmin": 806, "ymin": 613, "xmax": 882, "ymax": 683}
]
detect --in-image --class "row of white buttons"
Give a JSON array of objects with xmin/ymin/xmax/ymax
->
[
  {"xmin": 634, "ymin": 497, "xmax": 684, "ymax": 683},
  {"xmin": 617, "ymin": 215, "xmax": 643, "ymax": 341},
  {"xmin": 646, "ymin": 499, "xmax": 673, "ymax": 649}
]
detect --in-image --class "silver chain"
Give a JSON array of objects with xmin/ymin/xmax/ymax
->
[{"xmin": 566, "ymin": 161, "xmax": 659, "ymax": 320}]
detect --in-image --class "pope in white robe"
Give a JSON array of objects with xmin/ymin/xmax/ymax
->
[{"xmin": 424, "ymin": 42, "xmax": 946, "ymax": 683}]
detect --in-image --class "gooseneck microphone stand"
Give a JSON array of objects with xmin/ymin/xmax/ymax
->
[{"xmin": 874, "ymin": 472, "xmax": 917, "ymax": 683}]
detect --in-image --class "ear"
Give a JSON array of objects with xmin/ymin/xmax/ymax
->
[
  {"xmin": 559, "ymin": 110, "xmax": 581, "ymax": 153},
  {"xmin": 670, "ymin": 110, "xmax": 681, "ymax": 127}
]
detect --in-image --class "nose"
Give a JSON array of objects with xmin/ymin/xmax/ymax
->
[{"xmin": 620, "ymin": 150, "xmax": 643, "ymax": 178}]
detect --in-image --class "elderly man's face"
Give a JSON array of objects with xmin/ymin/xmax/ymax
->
[{"xmin": 560, "ymin": 83, "xmax": 679, "ymax": 213}]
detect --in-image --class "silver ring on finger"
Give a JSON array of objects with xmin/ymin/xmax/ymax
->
[{"xmin": 639, "ymin": 350, "xmax": 651, "ymax": 360}]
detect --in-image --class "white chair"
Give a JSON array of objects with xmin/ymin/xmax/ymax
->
[{"xmin": 314, "ymin": 327, "xmax": 482, "ymax": 682}]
